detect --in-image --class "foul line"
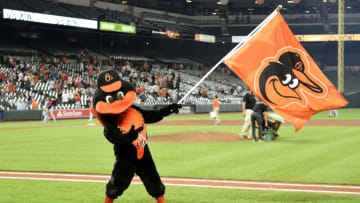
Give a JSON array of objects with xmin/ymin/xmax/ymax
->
[{"xmin": 0, "ymin": 171, "xmax": 360, "ymax": 195}]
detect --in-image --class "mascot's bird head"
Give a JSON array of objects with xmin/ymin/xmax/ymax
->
[
  {"xmin": 92, "ymin": 69, "xmax": 136, "ymax": 115},
  {"xmin": 259, "ymin": 51, "xmax": 323, "ymax": 106}
]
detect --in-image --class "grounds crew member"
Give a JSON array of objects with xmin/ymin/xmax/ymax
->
[
  {"xmin": 240, "ymin": 89, "xmax": 256, "ymax": 139},
  {"xmin": 251, "ymin": 102, "xmax": 269, "ymax": 142},
  {"xmin": 91, "ymin": 69, "xmax": 181, "ymax": 203}
]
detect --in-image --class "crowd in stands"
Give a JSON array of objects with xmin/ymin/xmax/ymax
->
[{"xmin": 0, "ymin": 51, "xmax": 245, "ymax": 111}]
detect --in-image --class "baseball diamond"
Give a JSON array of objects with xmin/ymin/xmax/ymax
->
[{"xmin": 1, "ymin": 0, "xmax": 360, "ymax": 202}]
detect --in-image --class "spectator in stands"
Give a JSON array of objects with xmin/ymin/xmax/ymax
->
[
  {"xmin": 33, "ymin": 73, "xmax": 39, "ymax": 84},
  {"xmin": 49, "ymin": 78, "xmax": 56, "ymax": 90},
  {"xmin": 240, "ymin": 90, "xmax": 256, "ymax": 139},
  {"xmin": 151, "ymin": 74, "xmax": 156, "ymax": 85},
  {"xmin": 31, "ymin": 97, "xmax": 39, "ymax": 110},
  {"xmin": 160, "ymin": 88, "xmax": 167, "ymax": 98},
  {"xmin": 26, "ymin": 95, "xmax": 32, "ymax": 109},
  {"xmin": 7, "ymin": 81, "xmax": 15, "ymax": 93},
  {"xmin": 139, "ymin": 92, "xmax": 146, "ymax": 104},
  {"xmin": 136, "ymin": 86, "xmax": 141, "ymax": 95},
  {"xmin": 74, "ymin": 92, "xmax": 81, "ymax": 109},
  {"xmin": 62, "ymin": 87, "xmax": 70, "ymax": 104},
  {"xmin": 24, "ymin": 74, "xmax": 31, "ymax": 91},
  {"xmin": 40, "ymin": 65, "xmax": 46, "ymax": 74},
  {"xmin": 11, "ymin": 59, "xmax": 16, "ymax": 68},
  {"xmin": 55, "ymin": 80, "xmax": 61, "ymax": 91},
  {"xmin": 171, "ymin": 89, "xmax": 178, "ymax": 103},
  {"xmin": 0, "ymin": 71, "xmax": 3, "ymax": 83},
  {"xmin": 52, "ymin": 69, "xmax": 58, "ymax": 80},
  {"xmin": 62, "ymin": 72, "xmax": 68, "ymax": 81},
  {"xmin": 8, "ymin": 96, "xmax": 15, "ymax": 105},
  {"xmin": 212, "ymin": 95, "xmax": 220, "ymax": 125},
  {"xmin": 140, "ymin": 86, "xmax": 146, "ymax": 95},
  {"xmin": 16, "ymin": 98, "xmax": 26, "ymax": 110}
]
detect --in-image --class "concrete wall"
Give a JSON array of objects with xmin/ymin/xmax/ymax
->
[{"xmin": 3, "ymin": 110, "xmax": 42, "ymax": 121}]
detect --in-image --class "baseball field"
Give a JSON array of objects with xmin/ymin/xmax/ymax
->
[{"xmin": 0, "ymin": 108, "xmax": 360, "ymax": 202}]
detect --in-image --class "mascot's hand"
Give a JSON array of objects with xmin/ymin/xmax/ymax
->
[
  {"xmin": 161, "ymin": 103, "xmax": 182, "ymax": 117},
  {"xmin": 128, "ymin": 125, "xmax": 143, "ymax": 142}
]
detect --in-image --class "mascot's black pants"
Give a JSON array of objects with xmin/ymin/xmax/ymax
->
[
  {"xmin": 251, "ymin": 112, "xmax": 264, "ymax": 140},
  {"xmin": 106, "ymin": 144, "xmax": 165, "ymax": 199}
]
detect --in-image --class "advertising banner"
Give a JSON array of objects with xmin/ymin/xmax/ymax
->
[
  {"xmin": 3, "ymin": 8, "xmax": 98, "ymax": 29},
  {"xmin": 295, "ymin": 34, "xmax": 360, "ymax": 42},
  {"xmin": 231, "ymin": 36, "xmax": 247, "ymax": 43},
  {"xmin": 99, "ymin": 21, "xmax": 136, "ymax": 34},
  {"xmin": 195, "ymin": 34, "xmax": 216, "ymax": 43},
  {"xmin": 53, "ymin": 109, "xmax": 90, "ymax": 119}
]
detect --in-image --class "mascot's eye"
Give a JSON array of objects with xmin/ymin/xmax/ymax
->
[
  {"xmin": 282, "ymin": 74, "xmax": 292, "ymax": 85},
  {"xmin": 289, "ymin": 78, "xmax": 299, "ymax": 89},
  {"xmin": 117, "ymin": 91, "xmax": 124, "ymax": 100},
  {"xmin": 105, "ymin": 95, "xmax": 114, "ymax": 103}
]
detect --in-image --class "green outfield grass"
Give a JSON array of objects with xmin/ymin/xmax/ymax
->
[
  {"xmin": 0, "ymin": 110, "xmax": 359, "ymax": 202},
  {"xmin": 0, "ymin": 121, "xmax": 360, "ymax": 184},
  {"xmin": 1, "ymin": 179, "xmax": 360, "ymax": 203}
]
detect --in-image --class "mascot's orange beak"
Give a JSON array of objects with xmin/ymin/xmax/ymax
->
[{"xmin": 95, "ymin": 91, "xmax": 136, "ymax": 114}]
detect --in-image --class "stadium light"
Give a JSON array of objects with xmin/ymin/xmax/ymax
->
[{"xmin": 217, "ymin": 0, "xmax": 228, "ymax": 5}]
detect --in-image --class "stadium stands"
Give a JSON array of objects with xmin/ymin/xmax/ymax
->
[
  {"xmin": 1, "ymin": 0, "xmax": 360, "ymax": 112},
  {"xmin": 0, "ymin": 50, "xmax": 246, "ymax": 111}
]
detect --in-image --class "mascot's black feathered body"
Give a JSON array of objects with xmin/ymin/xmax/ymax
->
[{"xmin": 91, "ymin": 69, "xmax": 181, "ymax": 203}]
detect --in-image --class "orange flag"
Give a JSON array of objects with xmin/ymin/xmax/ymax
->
[{"xmin": 224, "ymin": 11, "xmax": 348, "ymax": 131}]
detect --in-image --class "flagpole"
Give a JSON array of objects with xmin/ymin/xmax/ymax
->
[{"xmin": 177, "ymin": 5, "xmax": 282, "ymax": 104}]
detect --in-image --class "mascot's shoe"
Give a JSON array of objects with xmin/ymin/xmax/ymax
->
[
  {"xmin": 104, "ymin": 195, "xmax": 114, "ymax": 203},
  {"xmin": 156, "ymin": 195, "xmax": 165, "ymax": 203}
]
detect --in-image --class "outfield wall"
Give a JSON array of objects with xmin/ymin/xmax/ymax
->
[
  {"xmin": 0, "ymin": 97, "xmax": 357, "ymax": 121},
  {"xmin": 0, "ymin": 104, "xmax": 241, "ymax": 121}
]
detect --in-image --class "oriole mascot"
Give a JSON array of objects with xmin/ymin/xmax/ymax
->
[{"xmin": 91, "ymin": 69, "xmax": 181, "ymax": 203}]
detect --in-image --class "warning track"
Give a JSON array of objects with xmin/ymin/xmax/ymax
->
[{"xmin": 1, "ymin": 171, "xmax": 360, "ymax": 195}]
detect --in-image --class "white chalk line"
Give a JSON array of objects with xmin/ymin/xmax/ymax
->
[{"xmin": 0, "ymin": 171, "xmax": 360, "ymax": 195}]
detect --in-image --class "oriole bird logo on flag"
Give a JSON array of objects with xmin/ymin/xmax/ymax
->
[{"xmin": 224, "ymin": 12, "xmax": 348, "ymax": 131}]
